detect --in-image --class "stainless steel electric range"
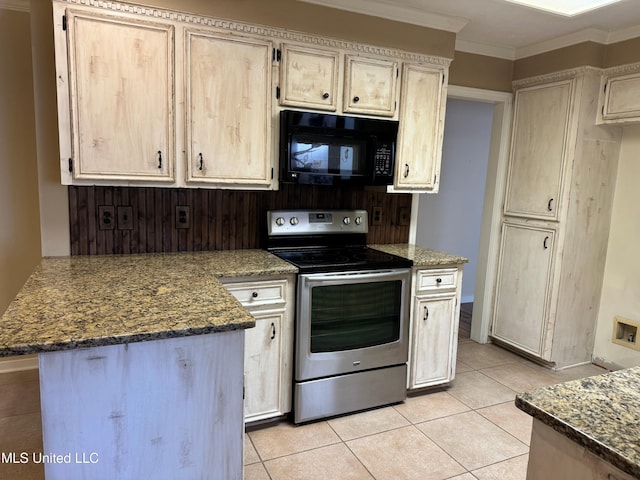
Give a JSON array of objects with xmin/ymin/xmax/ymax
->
[{"xmin": 266, "ymin": 209, "xmax": 413, "ymax": 423}]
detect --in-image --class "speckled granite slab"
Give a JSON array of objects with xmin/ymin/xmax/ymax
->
[
  {"xmin": 0, "ymin": 250, "xmax": 297, "ymax": 357},
  {"xmin": 370, "ymin": 244, "xmax": 468, "ymax": 266},
  {"xmin": 516, "ymin": 366, "xmax": 640, "ymax": 478}
]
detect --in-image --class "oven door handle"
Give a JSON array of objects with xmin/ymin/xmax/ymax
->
[{"xmin": 303, "ymin": 269, "xmax": 406, "ymax": 285}]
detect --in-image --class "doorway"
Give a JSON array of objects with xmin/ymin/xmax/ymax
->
[{"xmin": 410, "ymin": 86, "xmax": 513, "ymax": 343}]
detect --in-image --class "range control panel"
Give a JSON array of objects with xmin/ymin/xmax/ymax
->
[{"xmin": 267, "ymin": 209, "xmax": 369, "ymax": 236}]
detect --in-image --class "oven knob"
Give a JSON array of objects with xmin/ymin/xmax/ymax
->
[
  {"xmin": 343, "ymin": 216, "xmax": 351, "ymax": 225},
  {"xmin": 275, "ymin": 217, "xmax": 285, "ymax": 226},
  {"xmin": 290, "ymin": 217, "xmax": 299, "ymax": 226},
  {"xmin": 355, "ymin": 216, "xmax": 362, "ymax": 225}
]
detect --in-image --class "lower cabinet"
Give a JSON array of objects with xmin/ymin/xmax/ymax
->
[
  {"xmin": 491, "ymin": 221, "xmax": 556, "ymax": 358},
  {"xmin": 222, "ymin": 276, "xmax": 295, "ymax": 423},
  {"xmin": 408, "ymin": 266, "xmax": 463, "ymax": 390}
]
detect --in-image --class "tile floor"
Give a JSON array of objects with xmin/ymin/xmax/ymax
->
[
  {"xmin": 0, "ymin": 340, "xmax": 606, "ymax": 480},
  {"xmin": 244, "ymin": 340, "xmax": 606, "ymax": 480}
]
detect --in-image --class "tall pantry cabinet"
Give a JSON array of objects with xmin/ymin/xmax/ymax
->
[{"xmin": 491, "ymin": 68, "xmax": 621, "ymax": 368}]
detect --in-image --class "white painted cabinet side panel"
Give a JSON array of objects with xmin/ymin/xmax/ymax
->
[{"xmin": 39, "ymin": 332, "xmax": 244, "ymax": 480}]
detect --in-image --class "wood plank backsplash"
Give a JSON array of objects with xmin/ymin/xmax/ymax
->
[{"xmin": 68, "ymin": 185, "xmax": 412, "ymax": 255}]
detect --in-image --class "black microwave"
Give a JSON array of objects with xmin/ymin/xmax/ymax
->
[{"xmin": 279, "ymin": 110, "xmax": 398, "ymax": 186}]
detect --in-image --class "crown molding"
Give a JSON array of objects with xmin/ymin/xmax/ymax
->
[
  {"xmin": 296, "ymin": 0, "xmax": 468, "ymax": 33},
  {"xmin": 607, "ymin": 24, "xmax": 640, "ymax": 44},
  {"xmin": 0, "ymin": 0, "xmax": 30, "ymax": 12},
  {"xmin": 455, "ymin": 39, "xmax": 516, "ymax": 60},
  {"xmin": 512, "ymin": 65, "xmax": 604, "ymax": 88},
  {"xmin": 514, "ymin": 27, "xmax": 609, "ymax": 59}
]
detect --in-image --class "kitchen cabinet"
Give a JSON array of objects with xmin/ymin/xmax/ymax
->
[
  {"xmin": 490, "ymin": 68, "xmax": 622, "ymax": 368},
  {"xmin": 279, "ymin": 43, "xmax": 340, "ymax": 111},
  {"xmin": 503, "ymin": 81, "xmax": 572, "ymax": 220},
  {"xmin": 597, "ymin": 63, "xmax": 640, "ymax": 124},
  {"xmin": 278, "ymin": 45, "xmax": 399, "ymax": 117},
  {"xmin": 492, "ymin": 222, "xmax": 556, "ymax": 357},
  {"xmin": 53, "ymin": 0, "xmax": 450, "ymax": 193},
  {"xmin": 222, "ymin": 276, "xmax": 295, "ymax": 423},
  {"xmin": 59, "ymin": 8, "xmax": 175, "ymax": 183},
  {"xmin": 408, "ymin": 266, "xmax": 462, "ymax": 390},
  {"xmin": 393, "ymin": 63, "xmax": 448, "ymax": 192},
  {"xmin": 185, "ymin": 30, "xmax": 273, "ymax": 188},
  {"xmin": 343, "ymin": 55, "xmax": 398, "ymax": 116}
]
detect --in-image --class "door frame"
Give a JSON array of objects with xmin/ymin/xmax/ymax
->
[{"xmin": 409, "ymin": 85, "xmax": 513, "ymax": 343}]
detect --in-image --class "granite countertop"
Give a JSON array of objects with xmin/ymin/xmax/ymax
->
[
  {"xmin": 516, "ymin": 366, "xmax": 640, "ymax": 478},
  {"xmin": 0, "ymin": 250, "xmax": 297, "ymax": 357},
  {"xmin": 370, "ymin": 244, "xmax": 468, "ymax": 266}
]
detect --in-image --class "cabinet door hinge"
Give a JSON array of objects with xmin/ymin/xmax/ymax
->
[
  {"xmin": 275, "ymin": 85, "xmax": 280, "ymax": 99},
  {"xmin": 62, "ymin": 14, "xmax": 67, "ymax": 31},
  {"xmin": 433, "ymin": 174, "xmax": 437, "ymax": 185},
  {"xmin": 272, "ymin": 48, "xmax": 281, "ymax": 62},
  {"xmin": 68, "ymin": 158, "xmax": 73, "ymax": 172}
]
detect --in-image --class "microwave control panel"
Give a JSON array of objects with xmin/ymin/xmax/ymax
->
[{"xmin": 374, "ymin": 144, "xmax": 394, "ymax": 176}]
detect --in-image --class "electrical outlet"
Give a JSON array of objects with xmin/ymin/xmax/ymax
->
[
  {"xmin": 398, "ymin": 207, "xmax": 410, "ymax": 226},
  {"xmin": 98, "ymin": 206, "xmax": 115, "ymax": 230},
  {"xmin": 371, "ymin": 207, "xmax": 383, "ymax": 226},
  {"xmin": 117, "ymin": 206, "xmax": 134, "ymax": 230},
  {"xmin": 175, "ymin": 206, "xmax": 190, "ymax": 229}
]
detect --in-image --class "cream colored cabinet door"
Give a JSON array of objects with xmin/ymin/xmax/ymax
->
[
  {"xmin": 409, "ymin": 292, "xmax": 457, "ymax": 389},
  {"xmin": 186, "ymin": 31, "xmax": 273, "ymax": 187},
  {"xmin": 279, "ymin": 43, "xmax": 339, "ymax": 111},
  {"xmin": 492, "ymin": 222, "xmax": 556, "ymax": 358},
  {"xmin": 504, "ymin": 81, "xmax": 573, "ymax": 220},
  {"xmin": 343, "ymin": 55, "xmax": 398, "ymax": 116},
  {"xmin": 243, "ymin": 310, "xmax": 286, "ymax": 422},
  {"xmin": 65, "ymin": 10, "xmax": 175, "ymax": 181},
  {"xmin": 394, "ymin": 63, "xmax": 447, "ymax": 192},
  {"xmin": 598, "ymin": 72, "xmax": 640, "ymax": 124}
]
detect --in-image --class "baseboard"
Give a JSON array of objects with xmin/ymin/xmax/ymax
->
[
  {"xmin": 460, "ymin": 295, "xmax": 474, "ymax": 304},
  {"xmin": 0, "ymin": 355, "xmax": 38, "ymax": 372}
]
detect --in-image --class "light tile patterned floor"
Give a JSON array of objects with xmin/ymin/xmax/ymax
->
[{"xmin": 245, "ymin": 340, "xmax": 606, "ymax": 480}]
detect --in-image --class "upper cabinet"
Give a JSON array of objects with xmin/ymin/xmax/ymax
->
[
  {"xmin": 503, "ymin": 81, "xmax": 573, "ymax": 220},
  {"xmin": 393, "ymin": 63, "xmax": 448, "ymax": 192},
  {"xmin": 597, "ymin": 63, "xmax": 640, "ymax": 125},
  {"xmin": 185, "ymin": 31, "xmax": 273, "ymax": 188},
  {"xmin": 278, "ymin": 45, "xmax": 400, "ymax": 117},
  {"xmin": 61, "ymin": 10, "xmax": 175, "ymax": 183},
  {"xmin": 343, "ymin": 55, "xmax": 398, "ymax": 117},
  {"xmin": 53, "ymin": 0, "xmax": 451, "ymax": 192},
  {"xmin": 279, "ymin": 44, "xmax": 339, "ymax": 111}
]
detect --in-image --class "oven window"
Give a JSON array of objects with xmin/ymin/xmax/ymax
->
[{"xmin": 309, "ymin": 280, "xmax": 402, "ymax": 352}]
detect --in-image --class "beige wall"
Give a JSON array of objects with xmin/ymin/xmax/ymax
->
[
  {"xmin": 513, "ymin": 42, "xmax": 607, "ymax": 80},
  {"xmin": 0, "ymin": 8, "xmax": 42, "ymax": 315},
  {"xmin": 593, "ymin": 125, "xmax": 640, "ymax": 369},
  {"xmin": 449, "ymin": 51, "xmax": 513, "ymax": 92}
]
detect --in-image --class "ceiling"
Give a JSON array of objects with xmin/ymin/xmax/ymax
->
[{"xmin": 299, "ymin": 0, "xmax": 640, "ymax": 59}]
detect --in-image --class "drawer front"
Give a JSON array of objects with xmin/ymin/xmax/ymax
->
[
  {"xmin": 415, "ymin": 268, "xmax": 458, "ymax": 292},
  {"xmin": 224, "ymin": 280, "xmax": 286, "ymax": 307}
]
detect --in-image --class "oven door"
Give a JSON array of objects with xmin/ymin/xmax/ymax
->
[{"xmin": 296, "ymin": 268, "xmax": 410, "ymax": 381}]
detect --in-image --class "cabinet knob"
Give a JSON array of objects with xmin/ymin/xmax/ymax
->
[
  {"xmin": 252, "ymin": 291, "xmax": 258, "ymax": 298},
  {"xmin": 436, "ymin": 278, "xmax": 442, "ymax": 284},
  {"xmin": 404, "ymin": 164, "xmax": 410, "ymax": 178},
  {"xmin": 322, "ymin": 92, "xmax": 330, "ymax": 99},
  {"xmin": 423, "ymin": 306, "xmax": 429, "ymax": 321},
  {"xmin": 157, "ymin": 150, "xmax": 162, "ymax": 169},
  {"xmin": 543, "ymin": 236, "xmax": 549, "ymax": 249},
  {"xmin": 353, "ymin": 96, "xmax": 360, "ymax": 103},
  {"xmin": 548, "ymin": 198, "xmax": 554, "ymax": 212},
  {"xmin": 270, "ymin": 322, "xmax": 276, "ymax": 340},
  {"xmin": 198, "ymin": 153, "xmax": 204, "ymax": 171}
]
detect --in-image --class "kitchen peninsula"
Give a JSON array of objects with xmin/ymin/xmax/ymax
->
[
  {"xmin": 0, "ymin": 251, "xmax": 296, "ymax": 480},
  {"xmin": 516, "ymin": 367, "xmax": 640, "ymax": 480}
]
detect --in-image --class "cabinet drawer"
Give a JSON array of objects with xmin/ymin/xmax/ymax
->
[
  {"xmin": 415, "ymin": 268, "xmax": 458, "ymax": 292},
  {"xmin": 223, "ymin": 280, "xmax": 287, "ymax": 307}
]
